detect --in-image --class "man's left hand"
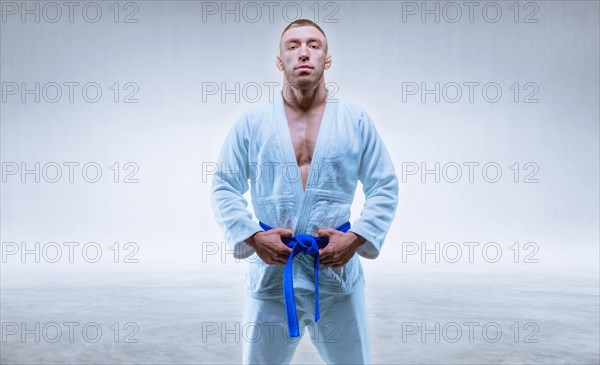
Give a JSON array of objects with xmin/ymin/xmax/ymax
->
[{"xmin": 317, "ymin": 229, "xmax": 365, "ymax": 269}]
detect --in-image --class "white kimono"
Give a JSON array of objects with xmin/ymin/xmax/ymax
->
[{"xmin": 211, "ymin": 92, "xmax": 399, "ymax": 300}]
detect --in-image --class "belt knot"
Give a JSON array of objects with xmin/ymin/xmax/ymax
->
[{"xmin": 257, "ymin": 221, "xmax": 351, "ymax": 338}]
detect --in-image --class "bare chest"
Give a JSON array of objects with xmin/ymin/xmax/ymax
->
[{"xmin": 284, "ymin": 106, "xmax": 326, "ymax": 166}]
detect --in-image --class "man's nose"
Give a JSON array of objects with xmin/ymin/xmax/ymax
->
[{"xmin": 298, "ymin": 45, "xmax": 310, "ymax": 60}]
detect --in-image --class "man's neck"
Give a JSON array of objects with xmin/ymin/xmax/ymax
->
[{"xmin": 282, "ymin": 81, "xmax": 328, "ymax": 113}]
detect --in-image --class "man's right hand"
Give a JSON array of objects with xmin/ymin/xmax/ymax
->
[{"xmin": 245, "ymin": 229, "xmax": 293, "ymax": 265}]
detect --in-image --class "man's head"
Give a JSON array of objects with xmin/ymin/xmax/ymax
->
[{"xmin": 276, "ymin": 19, "xmax": 331, "ymax": 90}]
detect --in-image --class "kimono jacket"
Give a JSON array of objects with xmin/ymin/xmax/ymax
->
[{"xmin": 211, "ymin": 92, "xmax": 399, "ymax": 299}]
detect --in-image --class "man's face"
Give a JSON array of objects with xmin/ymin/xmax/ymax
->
[{"xmin": 277, "ymin": 26, "xmax": 331, "ymax": 89}]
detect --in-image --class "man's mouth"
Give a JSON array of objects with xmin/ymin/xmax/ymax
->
[{"xmin": 295, "ymin": 65, "xmax": 313, "ymax": 70}]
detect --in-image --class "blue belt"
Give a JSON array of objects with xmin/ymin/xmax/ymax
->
[{"xmin": 258, "ymin": 221, "xmax": 351, "ymax": 338}]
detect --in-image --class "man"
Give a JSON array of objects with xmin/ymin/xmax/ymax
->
[{"xmin": 211, "ymin": 19, "xmax": 398, "ymax": 364}]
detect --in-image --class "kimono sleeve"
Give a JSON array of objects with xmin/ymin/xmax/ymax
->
[
  {"xmin": 210, "ymin": 114, "xmax": 262, "ymax": 260},
  {"xmin": 348, "ymin": 111, "xmax": 399, "ymax": 259}
]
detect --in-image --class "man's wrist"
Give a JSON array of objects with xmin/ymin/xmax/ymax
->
[
  {"xmin": 244, "ymin": 231, "xmax": 261, "ymax": 248},
  {"xmin": 348, "ymin": 231, "xmax": 366, "ymax": 248}
]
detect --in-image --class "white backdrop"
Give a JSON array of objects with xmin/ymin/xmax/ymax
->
[{"xmin": 1, "ymin": 1, "xmax": 598, "ymax": 364}]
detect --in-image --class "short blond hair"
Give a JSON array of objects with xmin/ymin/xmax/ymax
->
[{"xmin": 281, "ymin": 19, "xmax": 327, "ymax": 39}]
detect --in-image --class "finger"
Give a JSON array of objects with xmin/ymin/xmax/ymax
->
[
  {"xmin": 318, "ymin": 228, "xmax": 338, "ymax": 237},
  {"xmin": 320, "ymin": 241, "xmax": 338, "ymax": 256},
  {"xmin": 278, "ymin": 252, "xmax": 291, "ymax": 264},
  {"xmin": 321, "ymin": 251, "xmax": 339, "ymax": 265},
  {"xmin": 317, "ymin": 229, "xmax": 330, "ymax": 237},
  {"xmin": 276, "ymin": 244, "xmax": 292, "ymax": 258},
  {"xmin": 277, "ymin": 241, "xmax": 292, "ymax": 252},
  {"xmin": 328, "ymin": 258, "xmax": 344, "ymax": 268},
  {"xmin": 318, "ymin": 247, "xmax": 331, "ymax": 260},
  {"xmin": 265, "ymin": 257, "xmax": 278, "ymax": 265},
  {"xmin": 269, "ymin": 252, "xmax": 286, "ymax": 265},
  {"xmin": 278, "ymin": 229, "xmax": 294, "ymax": 237},
  {"xmin": 320, "ymin": 254, "xmax": 333, "ymax": 265},
  {"xmin": 321, "ymin": 260, "xmax": 333, "ymax": 267}
]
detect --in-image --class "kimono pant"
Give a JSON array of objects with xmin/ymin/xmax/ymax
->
[{"xmin": 242, "ymin": 288, "xmax": 371, "ymax": 364}]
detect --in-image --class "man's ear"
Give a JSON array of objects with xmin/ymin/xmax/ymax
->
[
  {"xmin": 324, "ymin": 54, "xmax": 332, "ymax": 70},
  {"xmin": 276, "ymin": 55, "xmax": 284, "ymax": 71}
]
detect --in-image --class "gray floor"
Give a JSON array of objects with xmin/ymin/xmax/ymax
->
[{"xmin": 1, "ymin": 269, "xmax": 598, "ymax": 364}]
